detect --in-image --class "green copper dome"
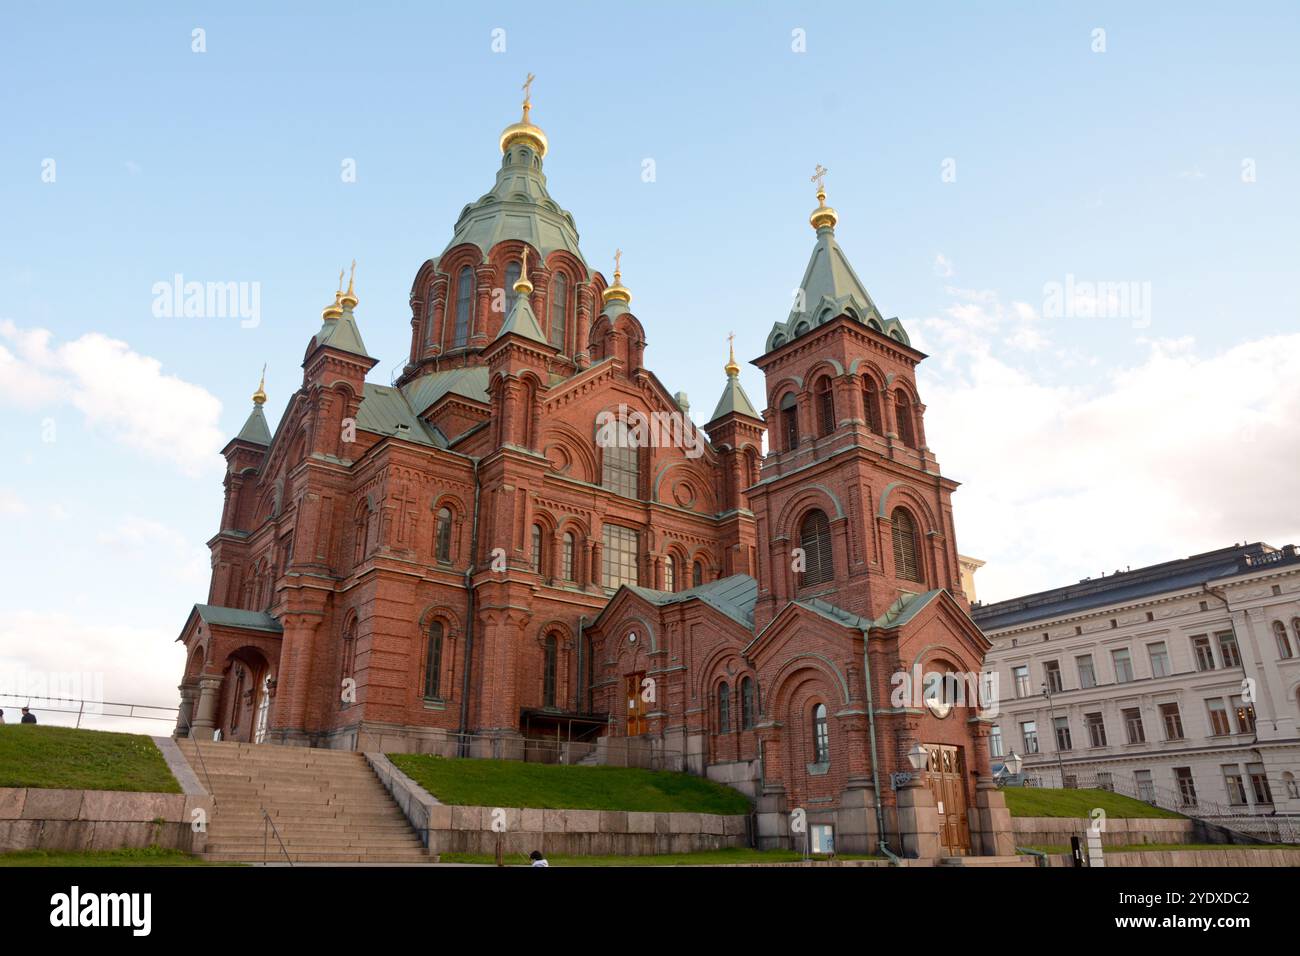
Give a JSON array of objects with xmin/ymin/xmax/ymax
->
[{"xmin": 441, "ymin": 141, "xmax": 586, "ymax": 265}]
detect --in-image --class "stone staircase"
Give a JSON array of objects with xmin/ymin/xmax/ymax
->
[
  {"xmin": 177, "ymin": 739, "xmax": 431, "ymax": 864},
  {"xmin": 936, "ymin": 854, "xmax": 1037, "ymax": 867}
]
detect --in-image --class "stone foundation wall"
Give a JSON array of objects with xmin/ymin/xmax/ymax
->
[
  {"xmin": 1015, "ymin": 816, "xmax": 1202, "ymax": 847},
  {"xmin": 0, "ymin": 788, "xmax": 212, "ymax": 855},
  {"xmin": 1047, "ymin": 847, "xmax": 1300, "ymax": 867}
]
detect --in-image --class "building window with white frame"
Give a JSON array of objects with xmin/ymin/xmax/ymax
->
[
  {"xmin": 1111, "ymin": 647, "xmax": 1134, "ymax": 683},
  {"xmin": 1020, "ymin": 719, "xmax": 1039, "ymax": 754},
  {"xmin": 1217, "ymin": 630, "xmax": 1241, "ymax": 668},
  {"xmin": 1274, "ymin": 620, "xmax": 1294, "ymax": 659},
  {"xmin": 1223, "ymin": 765, "xmax": 1249, "ymax": 805},
  {"xmin": 1076, "ymin": 654, "xmax": 1096, "ymax": 689},
  {"xmin": 1231, "ymin": 695, "xmax": 1255, "ymax": 734},
  {"xmin": 1160, "ymin": 702, "xmax": 1185, "ymax": 740},
  {"xmin": 1085, "ymin": 712, "xmax": 1107, "ymax": 748},
  {"xmin": 1012, "ymin": 665, "xmax": 1030, "ymax": 698},
  {"xmin": 1044, "ymin": 659, "xmax": 1063, "ymax": 693},
  {"xmin": 1248, "ymin": 763, "xmax": 1273, "ymax": 805},
  {"xmin": 1134, "ymin": 769, "xmax": 1155, "ymax": 801},
  {"xmin": 1122, "ymin": 706, "xmax": 1146, "ymax": 744},
  {"xmin": 989, "ymin": 724, "xmax": 1003, "ymax": 758},
  {"xmin": 1054, "ymin": 715, "xmax": 1072, "ymax": 751},
  {"xmin": 1192, "ymin": 634, "xmax": 1216, "ymax": 671},
  {"xmin": 1206, "ymin": 698, "xmax": 1231, "ymax": 736},
  {"xmin": 1147, "ymin": 641, "xmax": 1170, "ymax": 678}
]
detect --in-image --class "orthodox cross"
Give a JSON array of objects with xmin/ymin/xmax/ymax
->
[
  {"xmin": 811, "ymin": 164, "xmax": 828, "ymax": 192},
  {"xmin": 522, "ymin": 73, "xmax": 535, "ymax": 106},
  {"xmin": 614, "ymin": 248, "xmax": 623, "ymax": 275}
]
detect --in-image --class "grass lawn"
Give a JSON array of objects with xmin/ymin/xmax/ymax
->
[
  {"xmin": 0, "ymin": 726, "xmax": 180, "ymax": 793},
  {"xmin": 1002, "ymin": 787, "xmax": 1182, "ymax": 820},
  {"xmin": 440, "ymin": 847, "xmax": 883, "ymax": 866},
  {"xmin": 0, "ymin": 846, "xmax": 225, "ymax": 867},
  {"xmin": 389, "ymin": 755, "xmax": 751, "ymax": 815}
]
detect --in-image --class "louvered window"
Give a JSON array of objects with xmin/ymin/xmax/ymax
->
[
  {"xmin": 718, "ymin": 682, "xmax": 731, "ymax": 733},
  {"xmin": 562, "ymin": 532, "xmax": 575, "ymax": 581},
  {"xmin": 434, "ymin": 507, "xmax": 453, "ymax": 562},
  {"xmin": 799, "ymin": 509, "xmax": 833, "ymax": 586},
  {"xmin": 864, "ymin": 380, "xmax": 882, "ymax": 433},
  {"xmin": 423, "ymin": 622, "xmax": 444, "ymax": 699},
  {"xmin": 891, "ymin": 507, "xmax": 922, "ymax": 582},
  {"xmin": 780, "ymin": 392, "xmax": 799, "ymax": 450},
  {"xmin": 816, "ymin": 377, "xmax": 835, "ymax": 436},
  {"xmin": 543, "ymin": 634, "xmax": 557, "ymax": 707},
  {"xmin": 531, "ymin": 524, "xmax": 543, "ymax": 574},
  {"xmin": 895, "ymin": 392, "xmax": 916, "ymax": 448}
]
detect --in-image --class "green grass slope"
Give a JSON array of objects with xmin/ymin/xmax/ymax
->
[
  {"xmin": 0, "ymin": 726, "xmax": 180, "ymax": 793},
  {"xmin": 1003, "ymin": 787, "xmax": 1183, "ymax": 819}
]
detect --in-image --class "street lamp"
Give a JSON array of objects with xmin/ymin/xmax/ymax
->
[
  {"xmin": 1006, "ymin": 750, "xmax": 1023, "ymax": 777},
  {"xmin": 907, "ymin": 742, "xmax": 928, "ymax": 772},
  {"xmin": 1042, "ymin": 680, "xmax": 1068, "ymax": 788}
]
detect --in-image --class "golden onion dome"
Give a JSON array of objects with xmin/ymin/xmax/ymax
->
[
  {"xmin": 500, "ymin": 101, "xmax": 548, "ymax": 158},
  {"xmin": 252, "ymin": 367, "xmax": 267, "ymax": 405},
  {"xmin": 809, "ymin": 186, "xmax": 838, "ymax": 231},
  {"xmin": 724, "ymin": 335, "xmax": 740, "ymax": 377},
  {"xmin": 339, "ymin": 259, "xmax": 358, "ymax": 310},
  {"xmin": 601, "ymin": 249, "xmax": 631, "ymax": 305},
  {"xmin": 514, "ymin": 248, "xmax": 535, "ymax": 296}
]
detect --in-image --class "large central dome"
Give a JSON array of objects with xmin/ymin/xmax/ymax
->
[{"xmin": 441, "ymin": 105, "xmax": 586, "ymax": 265}]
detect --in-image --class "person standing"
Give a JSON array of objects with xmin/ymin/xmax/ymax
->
[
  {"xmin": 0, "ymin": 709, "xmax": 5, "ymax": 724},
  {"xmin": 20, "ymin": 707, "xmax": 36, "ymax": 724}
]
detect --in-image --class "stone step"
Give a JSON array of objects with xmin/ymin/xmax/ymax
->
[
  {"xmin": 208, "ymin": 834, "xmax": 426, "ymax": 849},
  {"xmin": 204, "ymin": 850, "xmax": 433, "ymax": 864},
  {"xmin": 936, "ymin": 855, "xmax": 1038, "ymax": 867}
]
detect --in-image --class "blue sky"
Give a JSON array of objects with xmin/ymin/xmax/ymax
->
[{"xmin": 3, "ymin": 2, "xmax": 1299, "ymax": 726}]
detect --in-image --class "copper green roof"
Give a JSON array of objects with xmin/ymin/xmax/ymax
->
[
  {"xmin": 310, "ymin": 308, "xmax": 371, "ymax": 359},
  {"xmin": 189, "ymin": 604, "xmax": 283, "ymax": 633},
  {"xmin": 234, "ymin": 404, "xmax": 271, "ymax": 445},
  {"xmin": 708, "ymin": 371, "xmax": 762, "ymax": 423},
  {"xmin": 623, "ymin": 574, "xmax": 758, "ymax": 630},
  {"xmin": 495, "ymin": 290, "xmax": 550, "ymax": 345},
  {"xmin": 400, "ymin": 366, "xmax": 491, "ymax": 414},
  {"xmin": 442, "ymin": 140, "xmax": 585, "ymax": 264},
  {"xmin": 356, "ymin": 383, "xmax": 447, "ymax": 447},
  {"xmin": 765, "ymin": 224, "xmax": 909, "ymax": 352}
]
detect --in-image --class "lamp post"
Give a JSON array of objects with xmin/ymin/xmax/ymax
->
[{"xmin": 1042, "ymin": 680, "xmax": 1068, "ymax": 789}]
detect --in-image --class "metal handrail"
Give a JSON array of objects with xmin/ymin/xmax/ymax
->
[{"xmin": 261, "ymin": 806, "xmax": 293, "ymax": 867}]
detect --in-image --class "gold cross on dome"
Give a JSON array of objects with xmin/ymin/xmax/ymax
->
[
  {"xmin": 811, "ymin": 164, "xmax": 828, "ymax": 191},
  {"xmin": 522, "ymin": 73, "xmax": 535, "ymax": 105},
  {"xmin": 614, "ymin": 248, "xmax": 623, "ymax": 274}
]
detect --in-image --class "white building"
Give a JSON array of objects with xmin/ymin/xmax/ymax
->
[{"xmin": 973, "ymin": 543, "xmax": 1300, "ymax": 831}]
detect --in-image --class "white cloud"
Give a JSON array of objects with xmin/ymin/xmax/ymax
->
[
  {"xmin": 0, "ymin": 320, "xmax": 224, "ymax": 476},
  {"xmin": 917, "ymin": 289, "xmax": 1300, "ymax": 603},
  {"xmin": 97, "ymin": 515, "xmax": 211, "ymax": 587},
  {"xmin": 0, "ymin": 610, "xmax": 184, "ymax": 732},
  {"xmin": 933, "ymin": 253, "xmax": 954, "ymax": 278},
  {"xmin": 0, "ymin": 488, "xmax": 27, "ymax": 516}
]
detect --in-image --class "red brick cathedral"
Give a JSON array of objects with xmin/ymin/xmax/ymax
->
[{"xmin": 175, "ymin": 92, "xmax": 1012, "ymax": 857}]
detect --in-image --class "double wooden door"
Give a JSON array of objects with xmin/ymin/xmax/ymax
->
[
  {"xmin": 925, "ymin": 744, "xmax": 971, "ymax": 855},
  {"xmin": 625, "ymin": 672, "xmax": 647, "ymax": 736}
]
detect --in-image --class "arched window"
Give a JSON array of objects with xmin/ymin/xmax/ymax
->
[
  {"xmin": 531, "ymin": 524, "xmax": 544, "ymax": 574},
  {"xmin": 549, "ymin": 273, "xmax": 568, "ymax": 350},
  {"xmin": 423, "ymin": 621, "xmax": 444, "ymax": 699},
  {"xmin": 601, "ymin": 419, "xmax": 639, "ymax": 498},
  {"xmin": 1292, "ymin": 617, "xmax": 1300, "ymax": 650},
  {"xmin": 718, "ymin": 682, "xmax": 731, "ymax": 733},
  {"xmin": 863, "ymin": 379, "xmax": 882, "ymax": 434},
  {"xmin": 453, "ymin": 266, "xmax": 473, "ymax": 348},
  {"xmin": 340, "ymin": 618, "xmax": 357, "ymax": 699},
  {"xmin": 693, "ymin": 560, "xmax": 704, "ymax": 588},
  {"xmin": 664, "ymin": 555, "xmax": 675, "ymax": 593},
  {"xmin": 1274, "ymin": 621, "xmax": 1293, "ymax": 659},
  {"xmin": 434, "ymin": 507, "xmax": 453, "ymax": 563},
  {"xmin": 895, "ymin": 391, "xmax": 916, "ymax": 448},
  {"xmin": 780, "ymin": 392, "xmax": 799, "ymax": 450},
  {"xmin": 561, "ymin": 532, "xmax": 576, "ymax": 581},
  {"xmin": 504, "ymin": 260, "xmax": 521, "ymax": 316},
  {"xmin": 543, "ymin": 633, "xmax": 557, "ymax": 707},
  {"xmin": 891, "ymin": 507, "xmax": 923, "ymax": 582},
  {"xmin": 741, "ymin": 677, "xmax": 756, "ymax": 730},
  {"xmin": 812, "ymin": 703, "xmax": 830, "ymax": 764},
  {"xmin": 799, "ymin": 509, "xmax": 833, "ymax": 586},
  {"xmin": 815, "ymin": 376, "xmax": 835, "ymax": 436}
]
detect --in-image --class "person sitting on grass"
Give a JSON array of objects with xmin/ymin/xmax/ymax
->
[{"xmin": 529, "ymin": 850, "xmax": 548, "ymax": 868}]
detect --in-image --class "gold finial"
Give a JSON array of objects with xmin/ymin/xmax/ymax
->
[
  {"xmin": 340, "ymin": 259, "xmax": 359, "ymax": 310},
  {"xmin": 500, "ymin": 73, "xmax": 548, "ymax": 157},
  {"xmin": 513, "ymin": 248, "xmax": 534, "ymax": 296},
  {"xmin": 725, "ymin": 332, "xmax": 740, "ymax": 377},
  {"xmin": 252, "ymin": 364, "xmax": 267, "ymax": 405},
  {"xmin": 322, "ymin": 269, "xmax": 345, "ymax": 321},
  {"xmin": 602, "ymin": 248, "xmax": 631, "ymax": 305},
  {"xmin": 809, "ymin": 163, "xmax": 838, "ymax": 231}
]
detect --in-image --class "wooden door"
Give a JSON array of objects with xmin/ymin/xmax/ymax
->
[
  {"xmin": 925, "ymin": 744, "xmax": 971, "ymax": 855},
  {"xmin": 625, "ymin": 672, "xmax": 647, "ymax": 736}
]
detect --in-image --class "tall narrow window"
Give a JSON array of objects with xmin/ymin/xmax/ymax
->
[
  {"xmin": 423, "ymin": 621, "xmax": 444, "ymax": 699},
  {"xmin": 815, "ymin": 377, "xmax": 835, "ymax": 436},
  {"xmin": 601, "ymin": 420, "xmax": 639, "ymax": 498},
  {"xmin": 543, "ymin": 633, "xmax": 557, "ymax": 707},
  {"xmin": 504, "ymin": 260, "xmax": 521, "ymax": 316},
  {"xmin": 601, "ymin": 524, "xmax": 639, "ymax": 589},
  {"xmin": 531, "ymin": 524, "xmax": 544, "ymax": 574},
  {"xmin": 549, "ymin": 273, "xmax": 568, "ymax": 349},
  {"xmin": 741, "ymin": 677, "xmax": 756, "ymax": 730},
  {"xmin": 561, "ymin": 532, "xmax": 575, "ymax": 582},
  {"xmin": 895, "ymin": 391, "xmax": 916, "ymax": 448},
  {"xmin": 453, "ymin": 266, "xmax": 473, "ymax": 347},
  {"xmin": 1275, "ymin": 621, "xmax": 1294, "ymax": 659},
  {"xmin": 692, "ymin": 560, "xmax": 703, "ymax": 588},
  {"xmin": 664, "ymin": 555, "xmax": 675, "ymax": 593},
  {"xmin": 863, "ymin": 379, "xmax": 882, "ymax": 433},
  {"xmin": 780, "ymin": 392, "xmax": 799, "ymax": 450},
  {"xmin": 435, "ymin": 507, "xmax": 453, "ymax": 563},
  {"xmin": 718, "ymin": 682, "xmax": 731, "ymax": 733},
  {"xmin": 799, "ymin": 509, "xmax": 833, "ymax": 586},
  {"xmin": 812, "ymin": 703, "xmax": 830, "ymax": 764},
  {"xmin": 891, "ymin": 507, "xmax": 922, "ymax": 582}
]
